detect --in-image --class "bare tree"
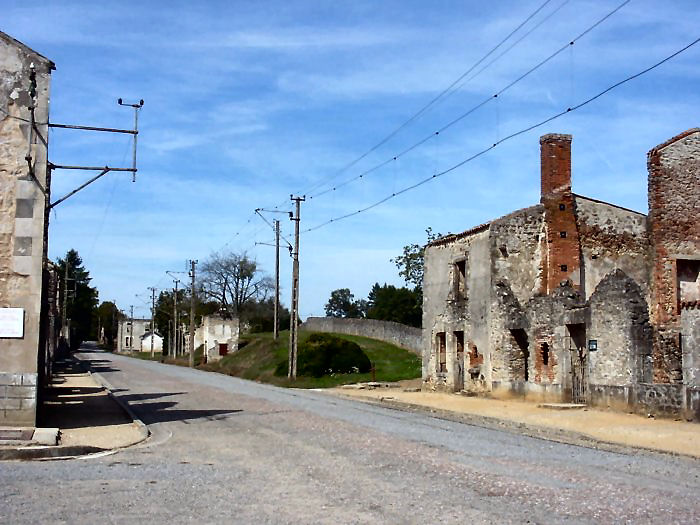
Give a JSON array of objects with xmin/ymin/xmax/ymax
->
[{"xmin": 199, "ymin": 251, "xmax": 274, "ymax": 318}]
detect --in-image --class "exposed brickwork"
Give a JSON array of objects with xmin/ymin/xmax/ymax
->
[
  {"xmin": 540, "ymin": 134, "xmax": 582, "ymax": 294},
  {"xmin": 422, "ymin": 130, "xmax": 699, "ymax": 419},
  {"xmin": 647, "ymin": 128, "xmax": 700, "ymax": 383}
]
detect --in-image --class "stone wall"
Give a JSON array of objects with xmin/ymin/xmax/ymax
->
[
  {"xmin": 302, "ymin": 317, "xmax": 421, "ymax": 355},
  {"xmin": 575, "ymin": 195, "xmax": 649, "ymax": 301},
  {"xmin": 681, "ymin": 305, "xmax": 700, "ymax": 387},
  {"xmin": 588, "ymin": 270, "xmax": 653, "ymax": 386},
  {"xmin": 0, "ymin": 32, "xmax": 54, "ymax": 425},
  {"xmin": 647, "ymin": 128, "xmax": 700, "ymax": 383},
  {"xmin": 589, "ymin": 382, "xmax": 699, "ymax": 421}
]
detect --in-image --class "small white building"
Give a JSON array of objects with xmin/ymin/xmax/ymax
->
[{"xmin": 140, "ymin": 331, "xmax": 163, "ymax": 353}]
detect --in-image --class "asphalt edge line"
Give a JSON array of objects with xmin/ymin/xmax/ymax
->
[{"xmin": 332, "ymin": 392, "xmax": 700, "ymax": 462}]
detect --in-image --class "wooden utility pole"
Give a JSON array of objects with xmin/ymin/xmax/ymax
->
[
  {"xmin": 148, "ymin": 287, "xmax": 157, "ymax": 358},
  {"xmin": 274, "ymin": 219, "xmax": 280, "ymax": 341},
  {"xmin": 188, "ymin": 260, "xmax": 197, "ymax": 368},
  {"xmin": 288, "ymin": 195, "xmax": 304, "ymax": 380}
]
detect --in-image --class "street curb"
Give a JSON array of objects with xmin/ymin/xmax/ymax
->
[
  {"xmin": 0, "ymin": 444, "xmax": 106, "ymax": 461},
  {"xmin": 332, "ymin": 392, "xmax": 700, "ymax": 461},
  {"xmin": 0, "ymin": 356, "xmax": 150, "ymax": 462},
  {"xmin": 81, "ymin": 364, "xmax": 150, "ymax": 447}
]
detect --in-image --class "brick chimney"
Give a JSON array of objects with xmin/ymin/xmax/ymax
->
[
  {"xmin": 540, "ymin": 133, "xmax": 572, "ymax": 198},
  {"xmin": 538, "ymin": 133, "xmax": 581, "ymax": 295}
]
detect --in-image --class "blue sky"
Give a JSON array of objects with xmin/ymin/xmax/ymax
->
[{"xmin": 4, "ymin": 0, "xmax": 699, "ymax": 318}]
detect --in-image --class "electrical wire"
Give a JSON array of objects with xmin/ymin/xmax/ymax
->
[
  {"xmin": 307, "ymin": 0, "xmax": 631, "ymax": 202},
  {"xmin": 301, "ymin": 35, "xmax": 700, "ymax": 234},
  {"xmin": 299, "ymin": 0, "xmax": 556, "ymax": 198}
]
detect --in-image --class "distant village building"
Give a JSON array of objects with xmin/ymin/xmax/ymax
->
[
  {"xmin": 422, "ymin": 130, "xmax": 700, "ymax": 420},
  {"xmin": 117, "ymin": 319, "xmax": 151, "ymax": 352},
  {"xmin": 185, "ymin": 315, "xmax": 239, "ymax": 362},
  {"xmin": 0, "ymin": 32, "xmax": 54, "ymax": 426},
  {"xmin": 140, "ymin": 331, "xmax": 163, "ymax": 353}
]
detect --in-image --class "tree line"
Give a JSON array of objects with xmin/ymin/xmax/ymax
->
[{"xmin": 324, "ymin": 228, "xmax": 441, "ymax": 328}]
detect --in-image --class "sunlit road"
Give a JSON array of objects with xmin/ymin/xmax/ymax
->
[{"xmin": 3, "ymin": 348, "xmax": 700, "ymax": 524}]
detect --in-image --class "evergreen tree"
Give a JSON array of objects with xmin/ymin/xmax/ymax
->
[{"xmin": 56, "ymin": 249, "xmax": 99, "ymax": 350}]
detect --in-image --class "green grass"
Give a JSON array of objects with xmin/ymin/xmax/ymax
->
[{"xmin": 200, "ymin": 330, "xmax": 421, "ymax": 389}]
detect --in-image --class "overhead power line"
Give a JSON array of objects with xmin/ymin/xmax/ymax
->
[
  {"xmin": 299, "ymin": 0, "xmax": 557, "ymax": 199},
  {"xmin": 308, "ymin": 0, "xmax": 631, "ymax": 202},
  {"xmin": 301, "ymin": 35, "xmax": 700, "ymax": 234}
]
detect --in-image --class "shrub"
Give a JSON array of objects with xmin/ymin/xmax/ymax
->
[{"xmin": 275, "ymin": 333, "xmax": 371, "ymax": 377}]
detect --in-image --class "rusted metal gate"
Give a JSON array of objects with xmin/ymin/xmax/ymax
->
[
  {"xmin": 567, "ymin": 327, "xmax": 588, "ymax": 404},
  {"xmin": 571, "ymin": 348, "xmax": 588, "ymax": 403}
]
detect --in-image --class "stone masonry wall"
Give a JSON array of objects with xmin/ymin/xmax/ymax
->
[
  {"xmin": 588, "ymin": 269, "xmax": 652, "ymax": 386},
  {"xmin": 302, "ymin": 317, "xmax": 422, "ymax": 355},
  {"xmin": 0, "ymin": 33, "xmax": 53, "ymax": 425},
  {"xmin": 647, "ymin": 128, "xmax": 700, "ymax": 383},
  {"xmin": 681, "ymin": 305, "xmax": 700, "ymax": 387},
  {"xmin": 575, "ymin": 195, "xmax": 649, "ymax": 301}
]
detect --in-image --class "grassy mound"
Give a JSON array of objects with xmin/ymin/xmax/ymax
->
[{"xmin": 202, "ymin": 330, "xmax": 420, "ymax": 388}]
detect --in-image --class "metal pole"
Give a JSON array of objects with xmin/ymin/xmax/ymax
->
[
  {"xmin": 189, "ymin": 260, "xmax": 197, "ymax": 368},
  {"xmin": 132, "ymin": 105, "xmax": 139, "ymax": 182},
  {"xmin": 274, "ymin": 219, "xmax": 280, "ymax": 341}
]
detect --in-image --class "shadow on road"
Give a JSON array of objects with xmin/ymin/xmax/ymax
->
[{"xmin": 127, "ymin": 400, "xmax": 243, "ymax": 425}]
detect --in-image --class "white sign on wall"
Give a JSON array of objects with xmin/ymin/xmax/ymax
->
[{"xmin": 0, "ymin": 308, "xmax": 25, "ymax": 338}]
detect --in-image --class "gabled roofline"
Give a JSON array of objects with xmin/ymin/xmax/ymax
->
[
  {"xmin": 649, "ymin": 128, "xmax": 700, "ymax": 155},
  {"xmin": 426, "ymin": 203, "xmax": 542, "ymax": 248},
  {"xmin": 572, "ymin": 193, "xmax": 646, "ymax": 217},
  {"xmin": 0, "ymin": 31, "xmax": 55, "ymax": 71}
]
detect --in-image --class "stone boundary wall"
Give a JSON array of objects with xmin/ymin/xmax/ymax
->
[
  {"xmin": 589, "ymin": 383, "xmax": 700, "ymax": 421},
  {"xmin": 301, "ymin": 317, "xmax": 422, "ymax": 355}
]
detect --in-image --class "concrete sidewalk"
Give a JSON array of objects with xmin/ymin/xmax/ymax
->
[
  {"xmin": 330, "ymin": 382, "xmax": 700, "ymax": 459},
  {"xmin": 0, "ymin": 356, "xmax": 147, "ymax": 460}
]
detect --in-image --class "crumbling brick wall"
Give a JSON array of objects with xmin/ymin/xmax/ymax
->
[{"xmin": 647, "ymin": 128, "xmax": 700, "ymax": 383}]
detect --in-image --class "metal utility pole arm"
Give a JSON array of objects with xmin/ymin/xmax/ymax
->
[{"xmin": 47, "ymin": 98, "xmax": 144, "ymax": 208}]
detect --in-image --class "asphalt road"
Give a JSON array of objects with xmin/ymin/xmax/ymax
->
[{"xmin": 3, "ymin": 348, "xmax": 700, "ymax": 524}]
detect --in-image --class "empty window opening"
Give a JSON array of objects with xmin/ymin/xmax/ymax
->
[
  {"xmin": 677, "ymin": 259, "xmax": 700, "ymax": 307},
  {"xmin": 437, "ymin": 332, "xmax": 447, "ymax": 373},
  {"xmin": 560, "ymin": 264, "xmax": 568, "ymax": 272},
  {"xmin": 454, "ymin": 260, "xmax": 467, "ymax": 300},
  {"xmin": 454, "ymin": 331, "xmax": 464, "ymax": 354},
  {"xmin": 541, "ymin": 342, "xmax": 550, "ymax": 367},
  {"xmin": 560, "ymin": 231, "xmax": 567, "ymax": 238},
  {"xmin": 559, "ymin": 203, "xmax": 566, "ymax": 211}
]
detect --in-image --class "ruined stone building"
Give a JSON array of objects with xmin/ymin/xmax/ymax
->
[
  {"xmin": 116, "ymin": 318, "xmax": 152, "ymax": 352},
  {"xmin": 193, "ymin": 315, "xmax": 239, "ymax": 363},
  {"xmin": 422, "ymin": 130, "xmax": 700, "ymax": 420},
  {"xmin": 0, "ymin": 32, "xmax": 54, "ymax": 426}
]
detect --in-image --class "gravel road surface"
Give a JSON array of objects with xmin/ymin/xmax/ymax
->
[{"xmin": 2, "ymin": 348, "xmax": 699, "ymax": 524}]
